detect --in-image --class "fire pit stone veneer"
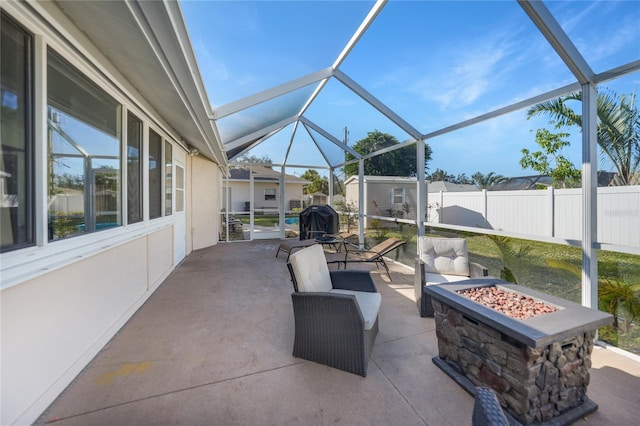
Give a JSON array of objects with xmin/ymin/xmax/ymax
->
[{"xmin": 425, "ymin": 278, "xmax": 613, "ymax": 426}]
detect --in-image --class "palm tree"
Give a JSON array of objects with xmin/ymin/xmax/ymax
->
[
  {"xmin": 527, "ymin": 89, "xmax": 640, "ymax": 185},
  {"xmin": 471, "ymin": 171, "xmax": 507, "ymax": 189}
]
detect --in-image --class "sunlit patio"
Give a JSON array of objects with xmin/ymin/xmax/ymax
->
[{"xmin": 37, "ymin": 241, "xmax": 639, "ymax": 425}]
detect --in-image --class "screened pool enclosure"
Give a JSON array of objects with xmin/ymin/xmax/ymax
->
[{"xmin": 202, "ymin": 0, "xmax": 640, "ymax": 313}]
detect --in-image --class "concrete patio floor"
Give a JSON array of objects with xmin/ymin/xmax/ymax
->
[{"xmin": 37, "ymin": 240, "xmax": 639, "ymax": 425}]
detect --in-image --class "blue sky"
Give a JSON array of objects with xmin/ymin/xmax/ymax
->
[{"xmin": 181, "ymin": 0, "xmax": 640, "ymax": 178}]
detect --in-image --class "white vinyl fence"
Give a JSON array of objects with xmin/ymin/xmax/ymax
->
[{"xmin": 428, "ymin": 186, "xmax": 640, "ymax": 250}]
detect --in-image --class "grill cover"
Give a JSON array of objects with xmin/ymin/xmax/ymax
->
[{"xmin": 299, "ymin": 205, "xmax": 339, "ymax": 240}]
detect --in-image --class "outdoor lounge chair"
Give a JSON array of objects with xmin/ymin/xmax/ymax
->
[
  {"xmin": 415, "ymin": 236, "xmax": 488, "ymax": 317},
  {"xmin": 287, "ymin": 244, "xmax": 380, "ymax": 377},
  {"xmin": 325, "ymin": 237, "xmax": 407, "ymax": 280},
  {"xmin": 276, "ymin": 238, "xmax": 318, "ymax": 262}
]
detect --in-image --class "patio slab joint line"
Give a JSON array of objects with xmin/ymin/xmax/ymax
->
[
  {"xmin": 41, "ymin": 361, "xmax": 305, "ymax": 424},
  {"xmin": 369, "ymin": 357, "xmax": 428, "ymax": 426}
]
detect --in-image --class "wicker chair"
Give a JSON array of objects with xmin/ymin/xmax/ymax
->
[
  {"xmin": 287, "ymin": 244, "xmax": 380, "ymax": 377},
  {"xmin": 276, "ymin": 238, "xmax": 318, "ymax": 261},
  {"xmin": 415, "ymin": 237, "xmax": 488, "ymax": 317},
  {"xmin": 472, "ymin": 387, "xmax": 509, "ymax": 426}
]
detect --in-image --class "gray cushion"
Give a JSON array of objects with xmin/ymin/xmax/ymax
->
[
  {"xmin": 330, "ymin": 289, "xmax": 381, "ymax": 330},
  {"xmin": 418, "ymin": 237, "xmax": 470, "ymax": 277}
]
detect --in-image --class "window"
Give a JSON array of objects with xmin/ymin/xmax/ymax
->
[
  {"xmin": 127, "ymin": 112, "xmax": 143, "ymax": 224},
  {"xmin": 148, "ymin": 129, "xmax": 162, "ymax": 219},
  {"xmin": 392, "ymin": 187, "xmax": 405, "ymax": 204},
  {"xmin": 47, "ymin": 49, "xmax": 121, "ymax": 241},
  {"xmin": 265, "ymin": 188, "xmax": 276, "ymax": 200},
  {"xmin": 1, "ymin": 14, "xmax": 33, "ymax": 252},
  {"xmin": 164, "ymin": 141, "xmax": 172, "ymax": 216},
  {"xmin": 175, "ymin": 165, "xmax": 184, "ymax": 212}
]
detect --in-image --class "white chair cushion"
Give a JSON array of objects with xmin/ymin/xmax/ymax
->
[
  {"xmin": 289, "ymin": 244, "xmax": 333, "ymax": 293},
  {"xmin": 418, "ymin": 237, "xmax": 470, "ymax": 277},
  {"xmin": 424, "ymin": 272, "xmax": 471, "ymax": 286},
  {"xmin": 330, "ymin": 289, "xmax": 381, "ymax": 330}
]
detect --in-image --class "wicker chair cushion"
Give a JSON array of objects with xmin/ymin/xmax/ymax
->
[
  {"xmin": 424, "ymin": 272, "xmax": 471, "ymax": 286},
  {"xmin": 330, "ymin": 289, "xmax": 381, "ymax": 330},
  {"xmin": 289, "ymin": 244, "xmax": 333, "ymax": 293},
  {"xmin": 418, "ymin": 237, "xmax": 470, "ymax": 277}
]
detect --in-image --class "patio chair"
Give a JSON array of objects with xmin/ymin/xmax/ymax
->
[
  {"xmin": 325, "ymin": 237, "xmax": 407, "ymax": 280},
  {"xmin": 472, "ymin": 387, "xmax": 509, "ymax": 426},
  {"xmin": 275, "ymin": 238, "xmax": 318, "ymax": 262},
  {"xmin": 287, "ymin": 244, "xmax": 380, "ymax": 377},
  {"xmin": 324, "ymin": 231, "xmax": 357, "ymax": 252},
  {"xmin": 415, "ymin": 236, "xmax": 488, "ymax": 317}
]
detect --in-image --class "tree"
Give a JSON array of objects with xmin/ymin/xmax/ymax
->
[
  {"xmin": 235, "ymin": 154, "xmax": 272, "ymax": 167},
  {"xmin": 527, "ymin": 89, "xmax": 640, "ymax": 185},
  {"xmin": 426, "ymin": 168, "xmax": 473, "ymax": 184},
  {"xmin": 520, "ymin": 129, "xmax": 581, "ymax": 188},
  {"xmin": 301, "ymin": 169, "xmax": 328, "ymax": 195},
  {"xmin": 344, "ymin": 130, "xmax": 432, "ymax": 177},
  {"xmin": 471, "ymin": 171, "xmax": 507, "ymax": 189}
]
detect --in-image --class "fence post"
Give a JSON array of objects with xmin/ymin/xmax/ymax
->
[
  {"xmin": 482, "ymin": 189, "xmax": 488, "ymax": 228},
  {"xmin": 548, "ymin": 186, "xmax": 555, "ymax": 237}
]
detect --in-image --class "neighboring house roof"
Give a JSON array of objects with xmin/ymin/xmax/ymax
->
[
  {"xmin": 228, "ymin": 165, "xmax": 309, "ymax": 184},
  {"xmin": 427, "ymin": 181, "xmax": 478, "ymax": 192},
  {"xmin": 491, "ymin": 172, "xmax": 619, "ymax": 190},
  {"xmin": 344, "ymin": 176, "xmax": 478, "ymax": 192},
  {"xmin": 344, "ymin": 175, "xmax": 416, "ymax": 185},
  {"xmin": 490, "ymin": 175, "xmax": 553, "ymax": 190}
]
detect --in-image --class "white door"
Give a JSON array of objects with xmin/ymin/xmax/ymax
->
[{"xmin": 173, "ymin": 157, "xmax": 186, "ymax": 263}]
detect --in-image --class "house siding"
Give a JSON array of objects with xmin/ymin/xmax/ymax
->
[{"xmin": 0, "ymin": 3, "xmax": 222, "ymax": 424}]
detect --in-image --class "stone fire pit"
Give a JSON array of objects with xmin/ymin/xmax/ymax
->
[{"xmin": 425, "ymin": 278, "xmax": 613, "ymax": 425}]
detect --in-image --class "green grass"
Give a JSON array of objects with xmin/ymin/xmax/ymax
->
[{"xmin": 363, "ymin": 224, "xmax": 640, "ymax": 355}]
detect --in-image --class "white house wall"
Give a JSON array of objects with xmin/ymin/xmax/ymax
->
[
  {"xmin": 224, "ymin": 181, "xmax": 305, "ymax": 213},
  {"xmin": 191, "ymin": 156, "xmax": 222, "ymax": 250},
  {"xmin": 364, "ymin": 181, "xmax": 416, "ymax": 217},
  {"xmin": 1, "ymin": 228, "xmax": 174, "ymax": 425},
  {"xmin": 0, "ymin": 3, "xmax": 222, "ymax": 424}
]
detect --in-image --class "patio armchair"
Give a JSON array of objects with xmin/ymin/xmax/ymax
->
[
  {"xmin": 415, "ymin": 236, "xmax": 488, "ymax": 317},
  {"xmin": 325, "ymin": 237, "xmax": 406, "ymax": 280},
  {"xmin": 276, "ymin": 238, "xmax": 318, "ymax": 262},
  {"xmin": 287, "ymin": 244, "xmax": 380, "ymax": 377},
  {"xmin": 472, "ymin": 387, "xmax": 509, "ymax": 426}
]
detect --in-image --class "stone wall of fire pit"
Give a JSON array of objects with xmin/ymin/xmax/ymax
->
[{"xmin": 425, "ymin": 278, "xmax": 613, "ymax": 426}]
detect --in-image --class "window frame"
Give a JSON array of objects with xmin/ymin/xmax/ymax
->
[
  {"xmin": 1, "ymin": 13, "xmax": 35, "ymax": 253},
  {"xmin": 391, "ymin": 187, "xmax": 405, "ymax": 205},
  {"xmin": 46, "ymin": 47, "xmax": 123, "ymax": 241},
  {"xmin": 126, "ymin": 110, "xmax": 143, "ymax": 224},
  {"xmin": 264, "ymin": 188, "xmax": 276, "ymax": 201}
]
